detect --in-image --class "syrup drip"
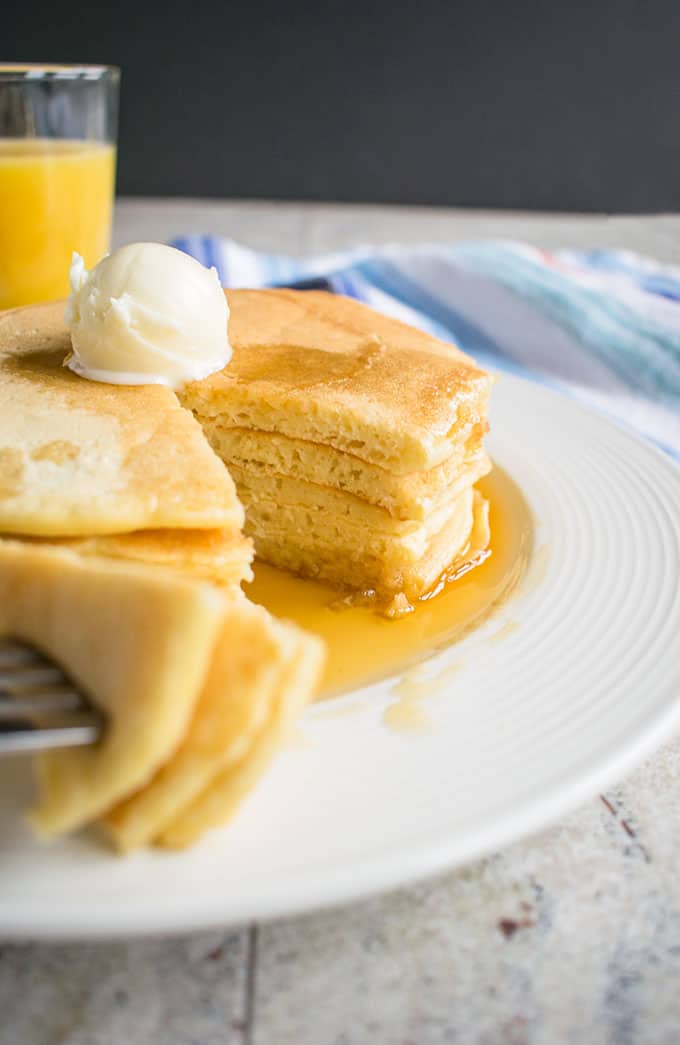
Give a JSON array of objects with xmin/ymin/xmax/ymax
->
[{"xmin": 246, "ymin": 466, "xmax": 533, "ymax": 700}]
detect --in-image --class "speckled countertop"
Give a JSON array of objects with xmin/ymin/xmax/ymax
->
[{"xmin": 1, "ymin": 202, "xmax": 679, "ymax": 1045}]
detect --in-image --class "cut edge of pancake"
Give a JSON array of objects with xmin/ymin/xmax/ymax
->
[
  {"xmin": 104, "ymin": 590, "xmax": 322, "ymax": 852},
  {"xmin": 202, "ymin": 421, "xmax": 490, "ymax": 522},
  {"xmin": 185, "ymin": 381, "xmax": 491, "ymax": 474},
  {"xmin": 158, "ymin": 621, "xmax": 325, "ymax": 849},
  {"xmin": 247, "ymin": 488, "xmax": 489, "ymax": 615},
  {"xmin": 32, "ymin": 528, "xmax": 255, "ymax": 586}
]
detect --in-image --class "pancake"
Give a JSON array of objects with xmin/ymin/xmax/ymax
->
[
  {"xmin": 0, "ymin": 297, "xmax": 328, "ymax": 850},
  {"xmin": 105, "ymin": 592, "xmax": 324, "ymax": 851},
  {"xmin": 181, "ymin": 289, "xmax": 492, "ymax": 474},
  {"xmin": 230, "ymin": 463, "xmax": 484, "ymax": 539},
  {"xmin": 247, "ymin": 489, "xmax": 487, "ymax": 607},
  {"xmin": 179, "ymin": 288, "xmax": 493, "ymax": 605},
  {"xmin": 0, "ymin": 302, "xmax": 242, "ymax": 537},
  {"xmin": 0, "ymin": 537, "xmax": 322, "ymax": 846},
  {"xmin": 159, "ymin": 621, "xmax": 325, "ymax": 849},
  {"xmin": 203, "ymin": 423, "xmax": 490, "ymax": 521},
  {"xmin": 39, "ymin": 528, "xmax": 254, "ymax": 586},
  {"xmin": 0, "ymin": 539, "xmax": 226, "ymax": 836}
]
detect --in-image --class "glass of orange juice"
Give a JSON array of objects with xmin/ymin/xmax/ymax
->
[{"xmin": 0, "ymin": 64, "xmax": 118, "ymax": 310}]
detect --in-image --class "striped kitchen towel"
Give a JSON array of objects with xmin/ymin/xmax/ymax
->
[{"xmin": 171, "ymin": 236, "xmax": 680, "ymax": 458}]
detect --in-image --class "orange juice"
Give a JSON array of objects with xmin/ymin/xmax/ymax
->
[{"xmin": 0, "ymin": 139, "xmax": 116, "ymax": 309}]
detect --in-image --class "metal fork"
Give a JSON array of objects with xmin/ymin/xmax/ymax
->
[{"xmin": 0, "ymin": 640, "xmax": 102, "ymax": 755}]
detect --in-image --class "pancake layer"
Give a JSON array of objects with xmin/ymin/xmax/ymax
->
[
  {"xmin": 32, "ymin": 528, "xmax": 254, "ymax": 586},
  {"xmin": 0, "ymin": 303, "xmax": 243, "ymax": 537},
  {"xmin": 203, "ymin": 423, "xmax": 490, "ymax": 522},
  {"xmin": 182, "ymin": 289, "xmax": 492, "ymax": 473}
]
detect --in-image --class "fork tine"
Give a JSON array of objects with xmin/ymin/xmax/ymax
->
[
  {"xmin": 0, "ymin": 640, "xmax": 102, "ymax": 754},
  {"xmin": 0, "ymin": 643, "xmax": 44, "ymax": 669},
  {"xmin": 0, "ymin": 666, "xmax": 67, "ymax": 689},
  {"xmin": 0, "ymin": 690, "xmax": 85, "ymax": 717},
  {"xmin": 0, "ymin": 719, "xmax": 101, "ymax": 755}
]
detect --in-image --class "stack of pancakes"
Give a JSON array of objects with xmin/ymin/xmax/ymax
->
[
  {"xmin": 182, "ymin": 290, "xmax": 493, "ymax": 613},
  {"xmin": 0, "ymin": 303, "xmax": 323, "ymax": 850},
  {"xmin": 0, "ymin": 287, "xmax": 493, "ymax": 851}
]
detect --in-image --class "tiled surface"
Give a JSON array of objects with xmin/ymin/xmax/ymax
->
[
  {"xmin": 2, "ymin": 204, "xmax": 679, "ymax": 1044},
  {"xmin": 0, "ymin": 931, "xmax": 250, "ymax": 1045}
]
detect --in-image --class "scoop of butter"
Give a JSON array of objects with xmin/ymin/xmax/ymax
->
[{"xmin": 65, "ymin": 242, "xmax": 231, "ymax": 388}]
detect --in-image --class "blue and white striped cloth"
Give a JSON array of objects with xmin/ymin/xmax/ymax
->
[{"xmin": 171, "ymin": 237, "xmax": 680, "ymax": 459}]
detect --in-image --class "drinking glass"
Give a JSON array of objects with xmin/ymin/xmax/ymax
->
[{"xmin": 0, "ymin": 64, "xmax": 119, "ymax": 309}]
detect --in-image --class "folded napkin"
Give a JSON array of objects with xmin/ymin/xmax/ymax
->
[{"xmin": 172, "ymin": 236, "xmax": 680, "ymax": 458}]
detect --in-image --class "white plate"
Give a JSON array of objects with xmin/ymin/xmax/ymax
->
[{"xmin": 1, "ymin": 375, "xmax": 679, "ymax": 940}]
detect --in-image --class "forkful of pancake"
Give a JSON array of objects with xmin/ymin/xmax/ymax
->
[{"xmin": 0, "ymin": 243, "xmax": 492, "ymax": 852}]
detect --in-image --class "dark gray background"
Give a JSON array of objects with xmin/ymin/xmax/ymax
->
[{"xmin": 6, "ymin": 0, "xmax": 680, "ymax": 211}]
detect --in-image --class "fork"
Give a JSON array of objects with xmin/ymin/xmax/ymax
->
[{"xmin": 0, "ymin": 640, "xmax": 102, "ymax": 755}]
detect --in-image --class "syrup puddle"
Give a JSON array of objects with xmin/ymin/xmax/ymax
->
[
  {"xmin": 313, "ymin": 702, "xmax": 364, "ymax": 721},
  {"xmin": 383, "ymin": 699, "xmax": 432, "ymax": 735},
  {"xmin": 383, "ymin": 660, "xmax": 465, "ymax": 734},
  {"xmin": 488, "ymin": 618, "xmax": 521, "ymax": 643},
  {"xmin": 283, "ymin": 725, "xmax": 312, "ymax": 750},
  {"xmin": 518, "ymin": 544, "xmax": 549, "ymax": 599},
  {"xmin": 246, "ymin": 465, "xmax": 534, "ymax": 702}
]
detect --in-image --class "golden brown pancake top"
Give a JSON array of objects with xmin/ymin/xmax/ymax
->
[
  {"xmin": 0, "ymin": 303, "xmax": 242, "ymax": 536},
  {"xmin": 183, "ymin": 289, "xmax": 492, "ymax": 473}
]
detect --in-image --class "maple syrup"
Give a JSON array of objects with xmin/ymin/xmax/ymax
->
[{"xmin": 246, "ymin": 466, "xmax": 532, "ymax": 699}]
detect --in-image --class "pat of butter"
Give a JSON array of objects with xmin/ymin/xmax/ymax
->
[{"xmin": 65, "ymin": 242, "xmax": 231, "ymax": 388}]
